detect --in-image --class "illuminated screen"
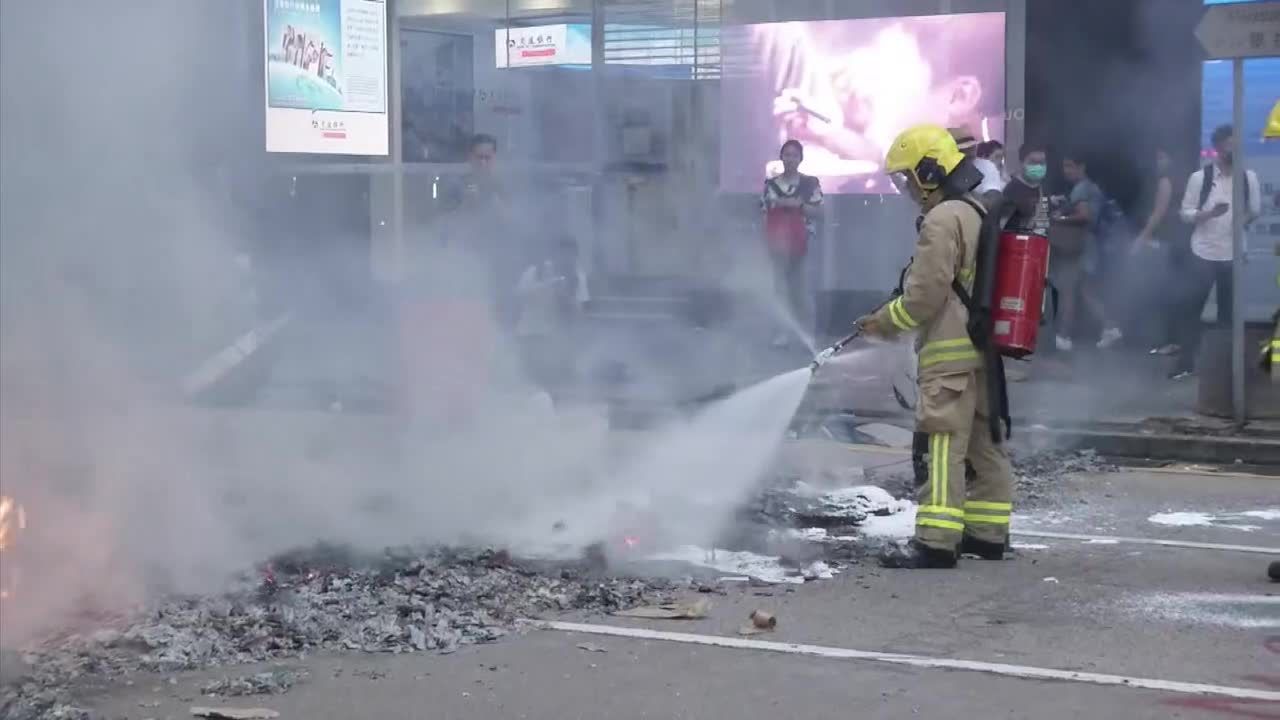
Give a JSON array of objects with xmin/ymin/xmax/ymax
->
[
  {"xmin": 720, "ymin": 12, "xmax": 1007, "ymax": 194},
  {"xmin": 264, "ymin": 0, "xmax": 389, "ymax": 155}
]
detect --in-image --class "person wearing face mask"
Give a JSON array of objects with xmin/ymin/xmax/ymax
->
[
  {"xmin": 1001, "ymin": 143, "xmax": 1049, "ymax": 233},
  {"xmin": 857, "ymin": 124, "xmax": 1015, "ymax": 570}
]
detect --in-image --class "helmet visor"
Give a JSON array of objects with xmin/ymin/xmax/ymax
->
[{"xmin": 889, "ymin": 170, "xmax": 922, "ymax": 202}]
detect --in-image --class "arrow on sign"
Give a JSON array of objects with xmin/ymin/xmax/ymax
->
[{"xmin": 1196, "ymin": 0, "xmax": 1280, "ymax": 59}]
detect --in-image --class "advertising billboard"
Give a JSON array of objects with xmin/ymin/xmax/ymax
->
[
  {"xmin": 264, "ymin": 0, "xmax": 388, "ymax": 155},
  {"xmin": 720, "ymin": 12, "xmax": 1007, "ymax": 194}
]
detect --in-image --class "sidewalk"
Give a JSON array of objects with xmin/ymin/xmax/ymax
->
[{"xmin": 802, "ymin": 347, "xmax": 1280, "ymax": 464}]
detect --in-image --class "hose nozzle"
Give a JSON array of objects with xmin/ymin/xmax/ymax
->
[{"xmin": 809, "ymin": 325, "xmax": 863, "ymax": 375}]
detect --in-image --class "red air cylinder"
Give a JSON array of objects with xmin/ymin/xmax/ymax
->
[{"xmin": 991, "ymin": 231, "xmax": 1050, "ymax": 359}]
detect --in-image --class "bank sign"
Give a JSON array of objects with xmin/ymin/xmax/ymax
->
[{"xmin": 495, "ymin": 24, "xmax": 591, "ymax": 68}]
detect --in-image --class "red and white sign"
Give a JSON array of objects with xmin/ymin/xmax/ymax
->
[{"xmin": 495, "ymin": 24, "xmax": 589, "ymax": 68}]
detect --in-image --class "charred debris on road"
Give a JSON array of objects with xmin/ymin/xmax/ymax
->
[{"xmin": 0, "ymin": 449, "xmax": 1114, "ymax": 719}]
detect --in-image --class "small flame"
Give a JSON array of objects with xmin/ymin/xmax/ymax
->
[
  {"xmin": 0, "ymin": 495, "xmax": 25, "ymax": 552},
  {"xmin": 0, "ymin": 495, "xmax": 26, "ymax": 600},
  {"xmin": 622, "ymin": 536, "xmax": 640, "ymax": 550}
]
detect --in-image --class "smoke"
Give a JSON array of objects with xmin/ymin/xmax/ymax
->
[{"xmin": 0, "ymin": 1, "xmax": 822, "ymax": 645}]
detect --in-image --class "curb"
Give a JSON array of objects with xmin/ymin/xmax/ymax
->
[
  {"xmin": 794, "ymin": 408, "xmax": 1280, "ymax": 466},
  {"xmin": 1021, "ymin": 426, "xmax": 1280, "ymax": 466}
]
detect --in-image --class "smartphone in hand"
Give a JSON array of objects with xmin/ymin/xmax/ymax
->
[{"xmin": 1213, "ymin": 201, "xmax": 1230, "ymax": 217}]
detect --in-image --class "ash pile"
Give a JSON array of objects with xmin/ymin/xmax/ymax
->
[
  {"xmin": 863, "ymin": 448, "xmax": 1116, "ymax": 509},
  {"xmin": 1, "ymin": 545, "xmax": 677, "ymax": 720}
]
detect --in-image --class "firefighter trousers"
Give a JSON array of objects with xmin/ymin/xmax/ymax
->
[{"xmin": 912, "ymin": 369, "xmax": 1014, "ymax": 553}]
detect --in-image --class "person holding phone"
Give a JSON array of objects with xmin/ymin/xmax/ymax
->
[{"xmin": 1170, "ymin": 124, "xmax": 1262, "ymax": 380}]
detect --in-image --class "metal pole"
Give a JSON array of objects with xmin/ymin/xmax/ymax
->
[{"xmin": 1230, "ymin": 58, "xmax": 1246, "ymax": 426}]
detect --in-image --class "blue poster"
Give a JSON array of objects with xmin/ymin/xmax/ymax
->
[{"xmin": 266, "ymin": 0, "xmax": 344, "ymax": 111}]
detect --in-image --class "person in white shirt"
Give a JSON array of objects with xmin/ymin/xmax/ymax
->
[{"xmin": 1170, "ymin": 124, "xmax": 1262, "ymax": 379}]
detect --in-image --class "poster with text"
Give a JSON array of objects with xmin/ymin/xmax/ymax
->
[{"xmin": 264, "ymin": 0, "xmax": 388, "ymax": 155}]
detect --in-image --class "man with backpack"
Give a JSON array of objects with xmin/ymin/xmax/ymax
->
[
  {"xmin": 1170, "ymin": 124, "xmax": 1262, "ymax": 380},
  {"xmin": 1050, "ymin": 152, "xmax": 1125, "ymax": 351}
]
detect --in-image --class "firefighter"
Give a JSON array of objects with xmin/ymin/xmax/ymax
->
[{"xmin": 856, "ymin": 124, "xmax": 1015, "ymax": 569}]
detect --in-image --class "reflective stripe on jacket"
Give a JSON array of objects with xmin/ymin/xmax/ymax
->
[{"xmin": 871, "ymin": 197, "xmax": 983, "ymax": 379}]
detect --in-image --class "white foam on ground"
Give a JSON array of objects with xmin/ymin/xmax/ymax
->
[
  {"xmin": 858, "ymin": 504, "xmax": 917, "ymax": 538},
  {"xmin": 1011, "ymin": 543, "xmax": 1049, "ymax": 550},
  {"xmin": 1235, "ymin": 509, "xmax": 1280, "ymax": 521},
  {"xmin": 1147, "ymin": 512, "xmax": 1214, "ymax": 527},
  {"xmin": 1147, "ymin": 508, "xmax": 1280, "ymax": 532},
  {"xmin": 647, "ymin": 546, "xmax": 805, "ymax": 584}
]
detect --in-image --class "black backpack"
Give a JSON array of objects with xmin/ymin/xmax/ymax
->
[{"xmin": 1198, "ymin": 163, "xmax": 1251, "ymax": 210}]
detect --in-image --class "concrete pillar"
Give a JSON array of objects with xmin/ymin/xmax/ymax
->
[{"xmin": 371, "ymin": 0, "xmax": 406, "ymax": 286}]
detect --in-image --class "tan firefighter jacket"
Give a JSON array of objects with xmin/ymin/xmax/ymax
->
[{"xmin": 869, "ymin": 197, "xmax": 984, "ymax": 380}]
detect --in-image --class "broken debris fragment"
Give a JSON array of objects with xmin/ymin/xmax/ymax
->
[
  {"xmin": 613, "ymin": 597, "xmax": 711, "ymax": 620},
  {"xmin": 738, "ymin": 609, "xmax": 778, "ymax": 636},
  {"xmin": 200, "ymin": 670, "xmax": 308, "ymax": 697},
  {"xmin": 190, "ymin": 706, "xmax": 280, "ymax": 720}
]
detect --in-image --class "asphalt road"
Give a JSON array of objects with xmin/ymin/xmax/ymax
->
[{"xmin": 80, "ymin": 468, "xmax": 1280, "ymax": 719}]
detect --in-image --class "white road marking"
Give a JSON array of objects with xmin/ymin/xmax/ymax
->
[
  {"xmin": 1012, "ymin": 529, "xmax": 1280, "ymax": 555},
  {"xmin": 538, "ymin": 620, "xmax": 1280, "ymax": 701}
]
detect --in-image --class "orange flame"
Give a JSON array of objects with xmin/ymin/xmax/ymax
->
[{"xmin": 0, "ymin": 495, "xmax": 26, "ymax": 600}]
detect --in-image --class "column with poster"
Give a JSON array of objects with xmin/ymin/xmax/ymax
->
[{"xmin": 264, "ymin": 0, "xmax": 388, "ymax": 155}]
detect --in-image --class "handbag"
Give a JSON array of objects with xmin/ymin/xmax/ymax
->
[{"xmin": 1048, "ymin": 221, "xmax": 1086, "ymax": 258}]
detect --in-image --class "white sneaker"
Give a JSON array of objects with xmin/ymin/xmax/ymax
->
[
  {"xmin": 1097, "ymin": 327, "xmax": 1123, "ymax": 349},
  {"xmin": 1055, "ymin": 335, "xmax": 1074, "ymax": 352}
]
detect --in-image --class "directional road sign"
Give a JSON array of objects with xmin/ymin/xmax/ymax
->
[{"xmin": 1196, "ymin": 0, "xmax": 1280, "ymax": 59}]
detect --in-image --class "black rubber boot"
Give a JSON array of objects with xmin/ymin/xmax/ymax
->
[
  {"xmin": 879, "ymin": 540, "xmax": 958, "ymax": 569},
  {"xmin": 960, "ymin": 535, "xmax": 1006, "ymax": 561},
  {"xmin": 1269, "ymin": 560, "xmax": 1280, "ymax": 582}
]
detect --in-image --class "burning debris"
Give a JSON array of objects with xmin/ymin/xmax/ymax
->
[
  {"xmin": 0, "ymin": 546, "xmax": 677, "ymax": 720},
  {"xmin": 0, "ymin": 495, "xmax": 27, "ymax": 602}
]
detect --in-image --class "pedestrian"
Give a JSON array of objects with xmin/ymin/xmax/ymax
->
[
  {"xmin": 514, "ymin": 236, "xmax": 588, "ymax": 407},
  {"xmin": 1051, "ymin": 152, "xmax": 1124, "ymax": 351},
  {"xmin": 1134, "ymin": 147, "xmax": 1181, "ymax": 355},
  {"xmin": 857, "ymin": 124, "xmax": 1015, "ymax": 569},
  {"xmin": 1169, "ymin": 124, "xmax": 1262, "ymax": 380},
  {"xmin": 950, "ymin": 128, "xmax": 1004, "ymax": 208},
  {"xmin": 1001, "ymin": 143, "xmax": 1048, "ymax": 233},
  {"xmin": 762, "ymin": 139, "xmax": 823, "ymax": 346},
  {"xmin": 977, "ymin": 139, "xmax": 1008, "ymax": 184}
]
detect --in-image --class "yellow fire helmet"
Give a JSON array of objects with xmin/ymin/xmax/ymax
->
[
  {"xmin": 885, "ymin": 124, "xmax": 966, "ymax": 203},
  {"xmin": 1266, "ymin": 100, "xmax": 1280, "ymax": 140}
]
